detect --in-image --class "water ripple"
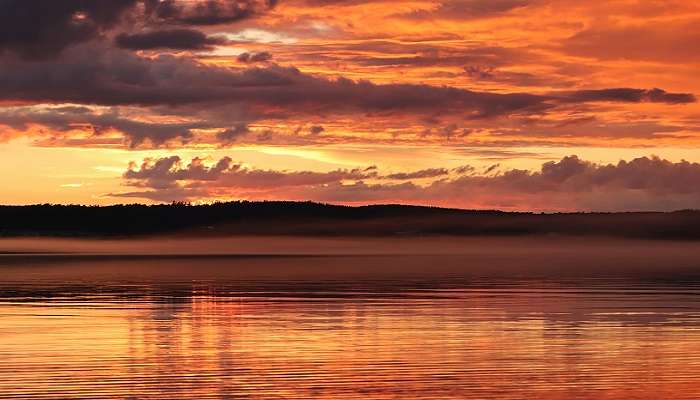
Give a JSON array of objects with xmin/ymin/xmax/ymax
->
[{"xmin": 0, "ymin": 255, "xmax": 699, "ymax": 399}]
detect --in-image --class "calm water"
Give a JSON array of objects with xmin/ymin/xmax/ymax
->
[{"xmin": 1, "ymin": 238, "xmax": 700, "ymax": 399}]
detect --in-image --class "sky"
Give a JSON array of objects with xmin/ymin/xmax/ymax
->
[{"xmin": 1, "ymin": 0, "xmax": 700, "ymax": 211}]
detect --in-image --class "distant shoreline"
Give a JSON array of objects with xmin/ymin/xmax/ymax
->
[{"xmin": 1, "ymin": 201, "xmax": 699, "ymax": 240}]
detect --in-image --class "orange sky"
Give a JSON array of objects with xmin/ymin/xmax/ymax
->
[{"xmin": 1, "ymin": 0, "xmax": 699, "ymax": 210}]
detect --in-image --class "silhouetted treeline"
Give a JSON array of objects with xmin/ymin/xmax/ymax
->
[{"xmin": 1, "ymin": 201, "xmax": 700, "ymax": 239}]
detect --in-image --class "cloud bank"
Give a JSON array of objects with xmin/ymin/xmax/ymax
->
[{"xmin": 113, "ymin": 155, "xmax": 700, "ymax": 211}]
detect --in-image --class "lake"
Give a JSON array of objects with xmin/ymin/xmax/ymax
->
[{"xmin": 1, "ymin": 237, "xmax": 699, "ymax": 399}]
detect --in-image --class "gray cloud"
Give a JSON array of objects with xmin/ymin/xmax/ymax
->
[
  {"xmin": 309, "ymin": 125, "xmax": 325, "ymax": 135},
  {"xmin": 216, "ymin": 124, "xmax": 251, "ymax": 145},
  {"xmin": 383, "ymin": 168, "xmax": 449, "ymax": 180},
  {"xmin": 559, "ymin": 88, "xmax": 696, "ymax": 105},
  {"xmin": 0, "ymin": 106, "xmax": 201, "ymax": 146},
  {"xmin": 122, "ymin": 155, "xmax": 376, "ymax": 190},
  {"xmin": 0, "ymin": 44, "xmax": 551, "ymax": 117},
  {"xmin": 0, "ymin": 0, "xmax": 274, "ymax": 60},
  {"xmin": 115, "ymin": 155, "xmax": 700, "ymax": 211},
  {"xmin": 0, "ymin": 0, "xmax": 137, "ymax": 60},
  {"xmin": 301, "ymin": 0, "xmax": 536, "ymax": 19},
  {"xmin": 125, "ymin": 156, "xmax": 235, "ymax": 188},
  {"xmin": 237, "ymin": 51, "xmax": 273, "ymax": 63},
  {"xmin": 115, "ymin": 29, "xmax": 227, "ymax": 50},
  {"xmin": 144, "ymin": 0, "xmax": 277, "ymax": 26},
  {"xmin": 2, "ymin": 43, "xmax": 690, "ymax": 114}
]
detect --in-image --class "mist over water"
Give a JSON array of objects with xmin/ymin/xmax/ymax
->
[{"xmin": 1, "ymin": 237, "xmax": 700, "ymax": 399}]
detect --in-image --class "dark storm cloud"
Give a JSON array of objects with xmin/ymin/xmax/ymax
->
[
  {"xmin": 3, "ymin": 42, "xmax": 691, "ymax": 114},
  {"xmin": 0, "ymin": 0, "xmax": 275, "ymax": 59},
  {"xmin": 0, "ymin": 0, "xmax": 138, "ymax": 59},
  {"xmin": 0, "ymin": 42, "xmax": 694, "ymax": 146},
  {"xmin": 144, "ymin": 0, "xmax": 277, "ymax": 26},
  {"xmin": 115, "ymin": 29, "xmax": 227, "ymax": 50},
  {"xmin": 0, "ymin": 44, "xmax": 550, "ymax": 116}
]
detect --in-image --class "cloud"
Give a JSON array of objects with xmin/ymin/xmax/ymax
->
[
  {"xmin": 216, "ymin": 124, "xmax": 250, "ymax": 145},
  {"xmin": 0, "ymin": 0, "xmax": 275, "ymax": 60},
  {"xmin": 115, "ymin": 29, "xmax": 226, "ymax": 50},
  {"xmin": 114, "ymin": 155, "xmax": 700, "ymax": 211},
  {"xmin": 565, "ymin": 21, "xmax": 700, "ymax": 62},
  {"xmin": 256, "ymin": 130, "xmax": 274, "ymax": 141},
  {"xmin": 144, "ymin": 0, "xmax": 277, "ymax": 26},
  {"xmin": 0, "ymin": 43, "xmax": 549, "ymax": 118},
  {"xmin": 383, "ymin": 168, "xmax": 449, "ymax": 180},
  {"xmin": 309, "ymin": 125, "xmax": 325, "ymax": 135},
  {"xmin": 401, "ymin": 0, "xmax": 536, "ymax": 20},
  {"xmin": 2, "ymin": 41, "xmax": 691, "ymax": 115},
  {"xmin": 464, "ymin": 65, "xmax": 575, "ymax": 88},
  {"xmin": 0, "ymin": 105, "xmax": 201, "ymax": 146},
  {"xmin": 351, "ymin": 48, "xmax": 522, "ymax": 68},
  {"xmin": 124, "ymin": 156, "xmax": 234, "ymax": 188},
  {"xmin": 304, "ymin": 156, "xmax": 700, "ymax": 211},
  {"xmin": 0, "ymin": 0, "xmax": 138, "ymax": 59},
  {"xmin": 0, "ymin": 0, "xmax": 696, "ymax": 151},
  {"xmin": 237, "ymin": 51, "xmax": 273, "ymax": 63},
  {"xmin": 301, "ymin": 0, "xmax": 536, "ymax": 18},
  {"xmin": 121, "ymin": 155, "xmax": 376, "ymax": 191},
  {"xmin": 559, "ymin": 88, "xmax": 696, "ymax": 104}
]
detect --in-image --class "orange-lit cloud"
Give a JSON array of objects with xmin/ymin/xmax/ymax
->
[
  {"xmin": 111, "ymin": 155, "xmax": 700, "ymax": 212},
  {"xmin": 1, "ymin": 0, "xmax": 699, "ymax": 208}
]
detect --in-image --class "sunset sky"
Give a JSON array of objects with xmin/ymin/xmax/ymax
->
[{"xmin": 2, "ymin": 0, "xmax": 700, "ymax": 211}]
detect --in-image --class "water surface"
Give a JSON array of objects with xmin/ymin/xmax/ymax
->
[{"xmin": 1, "ymin": 237, "xmax": 699, "ymax": 399}]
